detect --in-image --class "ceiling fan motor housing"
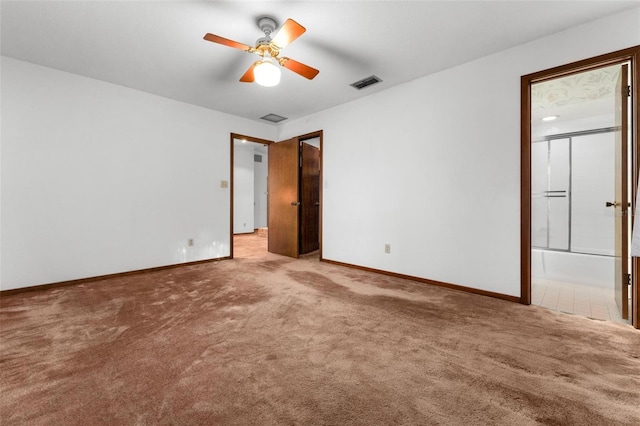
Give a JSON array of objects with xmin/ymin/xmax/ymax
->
[
  {"xmin": 257, "ymin": 17, "xmax": 277, "ymax": 36},
  {"xmin": 255, "ymin": 17, "xmax": 280, "ymax": 57},
  {"xmin": 256, "ymin": 37, "xmax": 271, "ymax": 47}
]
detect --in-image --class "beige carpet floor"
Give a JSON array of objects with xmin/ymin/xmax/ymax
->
[{"xmin": 1, "ymin": 233, "xmax": 639, "ymax": 425}]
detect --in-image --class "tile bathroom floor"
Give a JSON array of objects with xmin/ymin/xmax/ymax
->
[{"xmin": 532, "ymin": 279, "xmax": 628, "ymax": 324}]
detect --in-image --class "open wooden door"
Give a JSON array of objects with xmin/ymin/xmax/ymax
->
[
  {"xmin": 268, "ymin": 138, "xmax": 300, "ymax": 258},
  {"xmin": 614, "ymin": 64, "xmax": 629, "ymax": 320},
  {"xmin": 300, "ymin": 142, "xmax": 320, "ymax": 254}
]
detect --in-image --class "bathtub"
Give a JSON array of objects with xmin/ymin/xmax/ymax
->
[{"xmin": 531, "ymin": 248, "xmax": 614, "ymax": 289}]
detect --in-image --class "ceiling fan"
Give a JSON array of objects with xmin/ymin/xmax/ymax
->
[{"xmin": 203, "ymin": 17, "xmax": 319, "ymax": 87}]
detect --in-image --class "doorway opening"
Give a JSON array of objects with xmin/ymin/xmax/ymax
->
[
  {"xmin": 230, "ymin": 133, "xmax": 273, "ymax": 259},
  {"xmin": 230, "ymin": 131, "xmax": 323, "ymax": 260},
  {"xmin": 521, "ymin": 46, "xmax": 640, "ymax": 329}
]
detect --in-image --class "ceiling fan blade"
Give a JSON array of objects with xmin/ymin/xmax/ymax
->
[
  {"xmin": 203, "ymin": 33, "xmax": 252, "ymax": 51},
  {"xmin": 239, "ymin": 62, "xmax": 258, "ymax": 83},
  {"xmin": 280, "ymin": 57, "xmax": 319, "ymax": 80},
  {"xmin": 271, "ymin": 19, "xmax": 306, "ymax": 49}
]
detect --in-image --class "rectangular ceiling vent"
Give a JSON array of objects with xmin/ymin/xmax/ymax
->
[
  {"xmin": 260, "ymin": 113, "xmax": 288, "ymax": 123},
  {"xmin": 350, "ymin": 75, "xmax": 382, "ymax": 90}
]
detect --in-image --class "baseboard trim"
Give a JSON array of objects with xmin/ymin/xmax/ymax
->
[
  {"xmin": 320, "ymin": 258, "xmax": 520, "ymax": 304},
  {"xmin": 0, "ymin": 256, "xmax": 231, "ymax": 297}
]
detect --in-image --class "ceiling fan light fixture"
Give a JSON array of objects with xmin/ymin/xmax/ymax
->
[
  {"xmin": 254, "ymin": 57, "xmax": 281, "ymax": 87},
  {"xmin": 204, "ymin": 17, "xmax": 317, "ymax": 85}
]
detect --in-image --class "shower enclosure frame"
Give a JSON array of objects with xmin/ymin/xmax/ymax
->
[{"xmin": 532, "ymin": 127, "xmax": 617, "ymax": 255}]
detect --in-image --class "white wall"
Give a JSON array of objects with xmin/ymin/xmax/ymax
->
[
  {"xmin": 1, "ymin": 57, "xmax": 275, "ymax": 290},
  {"xmin": 3, "ymin": 9, "xmax": 638, "ymax": 295},
  {"xmin": 254, "ymin": 150, "xmax": 268, "ymax": 229},
  {"xmin": 276, "ymin": 8, "xmax": 640, "ymax": 298},
  {"xmin": 233, "ymin": 143, "xmax": 255, "ymax": 234}
]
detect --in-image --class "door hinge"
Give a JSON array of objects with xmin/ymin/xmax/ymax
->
[
  {"xmin": 628, "ymin": 85, "xmax": 632, "ymax": 97},
  {"xmin": 626, "ymin": 273, "xmax": 632, "ymax": 287}
]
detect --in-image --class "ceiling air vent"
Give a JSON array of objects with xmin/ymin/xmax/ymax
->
[
  {"xmin": 350, "ymin": 75, "xmax": 382, "ymax": 90},
  {"xmin": 260, "ymin": 113, "xmax": 288, "ymax": 123}
]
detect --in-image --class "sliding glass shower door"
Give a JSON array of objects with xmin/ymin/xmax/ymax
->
[
  {"xmin": 532, "ymin": 131, "xmax": 615, "ymax": 255},
  {"xmin": 532, "ymin": 138, "xmax": 570, "ymax": 250}
]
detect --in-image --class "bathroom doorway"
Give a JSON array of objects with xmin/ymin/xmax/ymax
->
[{"xmin": 521, "ymin": 46, "xmax": 640, "ymax": 328}]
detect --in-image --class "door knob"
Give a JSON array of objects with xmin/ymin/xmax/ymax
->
[
  {"xmin": 291, "ymin": 201, "xmax": 300, "ymax": 206},
  {"xmin": 606, "ymin": 201, "xmax": 621, "ymax": 207}
]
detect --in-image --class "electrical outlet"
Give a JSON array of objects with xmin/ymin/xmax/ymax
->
[
  {"xmin": 188, "ymin": 239, "xmax": 194, "ymax": 247},
  {"xmin": 220, "ymin": 180, "xmax": 229, "ymax": 188},
  {"xmin": 385, "ymin": 244, "xmax": 391, "ymax": 254}
]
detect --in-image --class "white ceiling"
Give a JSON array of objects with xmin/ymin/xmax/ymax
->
[{"xmin": 2, "ymin": 1, "xmax": 638, "ymax": 125}]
